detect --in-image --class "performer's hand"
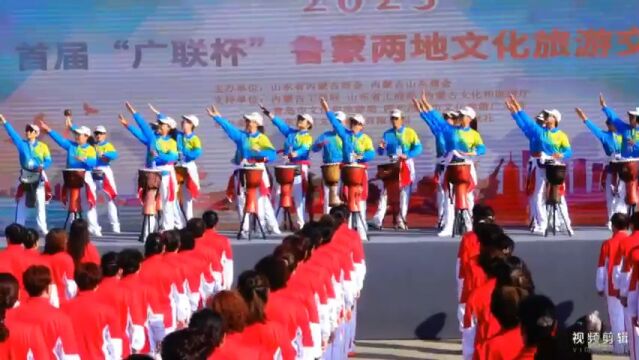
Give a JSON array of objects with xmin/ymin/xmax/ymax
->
[
  {"xmin": 509, "ymin": 94, "xmax": 522, "ymax": 111},
  {"xmin": 320, "ymin": 97, "xmax": 330, "ymax": 113},
  {"xmin": 465, "ymin": 151, "xmax": 477, "ymax": 157},
  {"xmin": 0, "ymin": 114, "xmax": 5, "ymax": 124},
  {"xmin": 378, "ymin": 140, "xmax": 386, "ymax": 149},
  {"xmin": 575, "ymin": 107, "xmax": 588, "ymax": 122},
  {"xmin": 38, "ymin": 120, "xmax": 50, "ymax": 132},
  {"xmin": 150, "ymin": 149, "xmax": 158, "ymax": 157},
  {"xmin": 258, "ymin": 103, "xmax": 273, "ymax": 118},
  {"xmin": 412, "ymin": 98, "xmax": 424, "ymax": 112},
  {"xmin": 289, "ymin": 151, "xmax": 298, "ymax": 158},
  {"xmin": 118, "ymin": 114, "xmax": 128, "ymax": 127},
  {"xmin": 148, "ymin": 103, "xmax": 160, "ymax": 115},
  {"xmin": 399, "ymin": 154, "xmax": 407, "ymax": 160},
  {"xmin": 599, "ymin": 93, "xmax": 606, "ymax": 108},
  {"xmin": 75, "ymin": 156, "xmax": 86, "ymax": 162},
  {"xmin": 101, "ymin": 156, "xmax": 109, "ymax": 162},
  {"xmin": 420, "ymin": 90, "xmax": 433, "ymax": 111},
  {"xmin": 552, "ymin": 153, "xmax": 563, "ymax": 159},
  {"xmin": 505, "ymin": 99, "xmax": 516, "ymax": 114},
  {"xmin": 125, "ymin": 101, "xmax": 136, "ymax": 114},
  {"xmin": 206, "ymin": 105, "xmax": 220, "ymax": 117}
]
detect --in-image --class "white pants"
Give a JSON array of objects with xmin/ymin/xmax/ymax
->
[
  {"xmin": 608, "ymin": 295, "xmax": 627, "ymax": 354},
  {"xmin": 436, "ymin": 165, "xmax": 446, "ymax": 225},
  {"xmin": 235, "ymin": 167, "xmax": 280, "ymax": 234},
  {"xmin": 625, "ymin": 293, "xmax": 637, "ymax": 360},
  {"xmin": 371, "ymin": 186, "xmax": 410, "ymax": 227},
  {"xmin": 606, "ymin": 170, "xmax": 627, "ymax": 222},
  {"xmin": 157, "ymin": 165, "xmax": 178, "ymax": 232},
  {"xmin": 15, "ymin": 179, "xmax": 48, "ymax": 234},
  {"xmin": 348, "ymin": 200, "xmax": 367, "ymax": 240},
  {"xmin": 94, "ymin": 166, "xmax": 120, "ymax": 232},
  {"xmin": 181, "ymin": 161, "xmax": 200, "ymax": 222},
  {"xmin": 532, "ymin": 162, "xmax": 548, "ymax": 230},
  {"xmin": 77, "ymin": 173, "xmax": 100, "ymax": 235},
  {"xmin": 461, "ymin": 325, "xmax": 476, "ymax": 360},
  {"xmin": 275, "ymin": 165, "xmax": 307, "ymax": 229},
  {"xmin": 526, "ymin": 159, "xmax": 541, "ymax": 228}
]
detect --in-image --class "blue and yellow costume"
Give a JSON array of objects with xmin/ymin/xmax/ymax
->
[
  {"xmin": 377, "ymin": 126, "xmax": 423, "ymax": 159},
  {"xmin": 177, "ymin": 132, "xmax": 202, "ymax": 163},
  {"xmin": 48, "ymin": 130, "xmax": 97, "ymax": 170},
  {"xmin": 418, "ymin": 112, "xmax": 447, "ymax": 159},
  {"xmin": 325, "ymin": 112, "xmax": 375, "ymax": 164},
  {"xmin": 603, "ymin": 106, "xmax": 639, "ymax": 158},
  {"xmin": 271, "ymin": 116, "xmax": 312, "ymax": 163},
  {"xmin": 212, "ymin": 115, "xmax": 276, "ymax": 164},
  {"xmin": 515, "ymin": 111, "xmax": 572, "ymax": 159},
  {"xmin": 312, "ymin": 130, "xmax": 343, "ymax": 164}
]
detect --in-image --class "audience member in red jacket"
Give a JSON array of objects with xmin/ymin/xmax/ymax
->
[
  {"xmin": 179, "ymin": 229, "xmax": 213, "ymax": 305},
  {"xmin": 162, "ymin": 230, "xmax": 199, "ymax": 319},
  {"xmin": 458, "ymin": 206, "xmax": 495, "ymax": 306},
  {"xmin": 22, "ymin": 227, "xmax": 50, "ymax": 268},
  {"xmin": 0, "ymin": 224, "xmax": 32, "ymax": 291},
  {"xmin": 203, "ymin": 210, "xmax": 234, "ymax": 289},
  {"xmin": 42, "ymin": 228, "xmax": 77, "ymax": 305},
  {"xmin": 187, "ymin": 218, "xmax": 223, "ymax": 287},
  {"xmin": 207, "ymin": 290, "xmax": 266, "ymax": 359},
  {"xmin": 61, "ymin": 262, "xmax": 125, "ymax": 359},
  {"xmin": 67, "ymin": 219, "xmax": 101, "ymax": 266},
  {"xmin": 10, "ymin": 265, "xmax": 80, "ymax": 358},
  {"xmin": 481, "ymin": 285, "xmax": 530, "ymax": 360},
  {"xmin": 0, "ymin": 273, "xmax": 50, "ymax": 360}
]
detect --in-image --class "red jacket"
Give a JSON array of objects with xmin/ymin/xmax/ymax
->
[
  {"xmin": 61, "ymin": 290, "xmax": 126, "ymax": 359},
  {"xmin": 481, "ymin": 326, "xmax": 525, "ymax": 360},
  {"xmin": 241, "ymin": 321, "xmax": 296, "ymax": 360},
  {"xmin": 9, "ymin": 297, "xmax": 80, "ymax": 358},
  {"xmin": 41, "ymin": 252, "xmax": 76, "ymax": 304},
  {"xmin": 0, "ymin": 245, "xmax": 31, "ymax": 289},
  {"xmin": 210, "ymin": 332, "xmax": 269, "ymax": 360},
  {"xmin": 0, "ymin": 317, "xmax": 50, "ymax": 360},
  {"xmin": 458, "ymin": 231, "xmax": 480, "ymax": 280},
  {"xmin": 80, "ymin": 242, "xmax": 101, "ymax": 264},
  {"xmin": 461, "ymin": 255, "xmax": 488, "ymax": 304}
]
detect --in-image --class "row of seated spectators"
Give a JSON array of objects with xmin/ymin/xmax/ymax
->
[{"xmin": 0, "ymin": 205, "xmax": 365, "ymax": 359}]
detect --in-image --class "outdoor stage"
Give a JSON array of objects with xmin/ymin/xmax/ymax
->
[{"xmin": 3, "ymin": 221, "xmax": 606, "ymax": 341}]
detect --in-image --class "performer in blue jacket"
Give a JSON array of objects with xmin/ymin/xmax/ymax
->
[
  {"xmin": 0, "ymin": 114, "xmax": 52, "ymax": 234},
  {"xmin": 312, "ymin": 111, "xmax": 346, "ymax": 214}
]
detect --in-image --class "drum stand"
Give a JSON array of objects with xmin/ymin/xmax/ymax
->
[
  {"xmin": 627, "ymin": 204, "xmax": 636, "ymax": 217},
  {"xmin": 237, "ymin": 211, "xmax": 266, "ymax": 241},
  {"xmin": 544, "ymin": 201, "xmax": 571, "ymax": 237},
  {"xmin": 452, "ymin": 209, "xmax": 471, "ymax": 237},
  {"xmin": 349, "ymin": 210, "xmax": 369, "ymax": 241},
  {"xmin": 139, "ymin": 214, "xmax": 157, "ymax": 243},
  {"xmin": 275, "ymin": 206, "xmax": 296, "ymax": 232},
  {"xmin": 63, "ymin": 210, "xmax": 83, "ymax": 230}
]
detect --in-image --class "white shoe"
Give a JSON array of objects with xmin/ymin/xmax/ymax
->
[
  {"xmin": 270, "ymin": 227, "xmax": 282, "ymax": 235},
  {"xmin": 567, "ymin": 227, "xmax": 575, "ymax": 236},
  {"xmin": 532, "ymin": 227, "xmax": 545, "ymax": 235},
  {"xmin": 238, "ymin": 231, "xmax": 249, "ymax": 239},
  {"xmin": 438, "ymin": 229, "xmax": 453, "ymax": 237},
  {"xmin": 90, "ymin": 229, "xmax": 103, "ymax": 238},
  {"xmin": 112, "ymin": 224, "xmax": 121, "ymax": 234}
]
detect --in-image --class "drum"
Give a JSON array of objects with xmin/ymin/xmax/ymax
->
[
  {"xmin": 376, "ymin": 162, "xmax": 400, "ymax": 181},
  {"xmin": 239, "ymin": 166, "xmax": 264, "ymax": 214},
  {"xmin": 19, "ymin": 168, "xmax": 41, "ymax": 208},
  {"xmin": 615, "ymin": 159, "xmax": 639, "ymax": 206},
  {"xmin": 321, "ymin": 163, "xmax": 342, "ymax": 207},
  {"xmin": 341, "ymin": 164, "xmax": 366, "ymax": 212},
  {"xmin": 175, "ymin": 165, "xmax": 189, "ymax": 186},
  {"xmin": 377, "ymin": 162, "xmax": 401, "ymax": 209},
  {"xmin": 63, "ymin": 169, "xmax": 86, "ymax": 213},
  {"xmin": 274, "ymin": 165, "xmax": 298, "ymax": 208},
  {"xmin": 91, "ymin": 168, "xmax": 105, "ymax": 181},
  {"xmin": 445, "ymin": 162, "xmax": 472, "ymax": 210},
  {"xmin": 544, "ymin": 163, "xmax": 567, "ymax": 204},
  {"xmin": 138, "ymin": 169, "xmax": 162, "ymax": 216}
]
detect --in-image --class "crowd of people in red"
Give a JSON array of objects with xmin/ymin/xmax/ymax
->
[
  {"xmin": 455, "ymin": 204, "xmax": 602, "ymax": 360},
  {"xmin": 0, "ymin": 205, "xmax": 365, "ymax": 359}
]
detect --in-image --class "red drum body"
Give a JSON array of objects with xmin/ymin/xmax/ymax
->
[
  {"xmin": 445, "ymin": 163, "xmax": 472, "ymax": 210},
  {"xmin": 544, "ymin": 163, "xmax": 566, "ymax": 204},
  {"xmin": 240, "ymin": 167, "xmax": 264, "ymax": 214},
  {"xmin": 377, "ymin": 162, "xmax": 401, "ymax": 208},
  {"xmin": 341, "ymin": 164, "xmax": 366, "ymax": 212},
  {"xmin": 138, "ymin": 169, "xmax": 162, "ymax": 216},
  {"xmin": 63, "ymin": 169, "xmax": 86, "ymax": 213},
  {"xmin": 616, "ymin": 160, "xmax": 639, "ymax": 205},
  {"xmin": 275, "ymin": 165, "xmax": 298, "ymax": 208}
]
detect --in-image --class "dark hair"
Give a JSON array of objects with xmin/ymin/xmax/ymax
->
[
  {"xmin": 0, "ymin": 273, "xmax": 19, "ymax": 342},
  {"xmin": 631, "ymin": 212, "xmax": 639, "ymax": 230},
  {"xmin": 281, "ymin": 235, "xmax": 309, "ymax": 263},
  {"xmin": 470, "ymin": 118, "xmax": 478, "ymax": 131},
  {"xmin": 67, "ymin": 219, "xmax": 90, "ymax": 266},
  {"xmin": 101, "ymin": 252, "xmax": 120, "ymax": 277},
  {"xmin": 4, "ymin": 223, "xmax": 25, "ymax": 245},
  {"xmin": 207, "ymin": 290, "xmax": 249, "ymax": 334},
  {"xmin": 43, "ymin": 228, "xmax": 68, "ymax": 255},
  {"xmin": 474, "ymin": 223, "xmax": 505, "ymax": 247},
  {"xmin": 75, "ymin": 262, "xmax": 102, "ymax": 291},
  {"xmin": 237, "ymin": 270, "xmax": 269, "ymax": 325},
  {"xmin": 611, "ymin": 213, "xmax": 630, "ymax": 231},
  {"xmin": 186, "ymin": 218, "xmax": 206, "ymax": 238},
  {"xmin": 491, "ymin": 285, "xmax": 530, "ymax": 329},
  {"xmin": 297, "ymin": 222, "xmax": 323, "ymax": 255},
  {"xmin": 162, "ymin": 230, "xmax": 181, "ymax": 252},
  {"xmin": 472, "ymin": 204, "xmax": 495, "ymax": 228},
  {"xmin": 160, "ymin": 328, "xmax": 212, "ymax": 360},
  {"xmin": 144, "ymin": 233, "xmax": 164, "ymax": 258},
  {"xmin": 255, "ymin": 255, "xmax": 290, "ymax": 291},
  {"xmin": 189, "ymin": 309, "xmax": 224, "ymax": 350},
  {"xmin": 125, "ymin": 355, "xmax": 155, "ymax": 360},
  {"xmin": 495, "ymin": 256, "xmax": 535, "ymax": 293},
  {"xmin": 202, "ymin": 211, "xmax": 219, "ymax": 229},
  {"xmin": 23, "ymin": 265, "xmax": 51, "ymax": 297},
  {"xmin": 272, "ymin": 244, "xmax": 298, "ymax": 274},
  {"xmin": 519, "ymin": 295, "xmax": 557, "ymax": 354},
  {"xmin": 117, "ymin": 249, "xmax": 144, "ymax": 276},
  {"xmin": 329, "ymin": 205, "xmax": 349, "ymax": 225},
  {"xmin": 23, "ymin": 228, "xmax": 40, "ymax": 249},
  {"xmin": 317, "ymin": 215, "xmax": 337, "ymax": 244},
  {"xmin": 179, "ymin": 229, "xmax": 196, "ymax": 251}
]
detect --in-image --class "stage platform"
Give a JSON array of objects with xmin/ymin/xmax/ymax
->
[{"xmin": 0, "ymin": 225, "xmax": 610, "ymax": 340}]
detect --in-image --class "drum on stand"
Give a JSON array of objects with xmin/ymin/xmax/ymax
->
[
  {"xmin": 137, "ymin": 168, "xmax": 162, "ymax": 242},
  {"xmin": 62, "ymin": 168, "xmax": 86, "ymax": 229},
  {"xmin": 238, "ymin": 165, "xmax": 266, "ymax": 240},
  {"xmin": 543, "ymin": 161, "xmax": 570, "ymax": 236},
  {"xmin": 341, "ymin": 163, "xmax": 368, "ymax": 240},
  {"xmin": 174, "ymin": 164, "xmax": 189, "ymax": 218},
  {"xmin": 274, "ymin": 165, "xmax": 299, "ymax": 231},
  {"xmin": 91, "ymin": 168, "xmax": 105, "ymax": 181},
  {"xmin": 19, "ymin": 168, "xmax": 42, "ymax": 208},
  {"xmin": 376, "ymin": 161, "xmax": 404, "ymax": 229},
  {"xmin": 615, "ymin": 159, "xmax": 639, "ymax": 215},
  {"xmin": 444, "ymin": 161, "xmax": 472, "ymax": 237},
  {"xmin": 321, "ymin": 163, "xmax": 342, "ymax": 208}
]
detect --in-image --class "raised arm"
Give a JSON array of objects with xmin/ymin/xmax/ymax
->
[
  {"xmin": 0, "ymin": 116, "xmax": 28, "ymax": 154},
  {"xmin": 47, "ymin": 129, "xmax": 72, "ymax": 150},
  {"xmin": 207, "ymin": 105, "xmax": 243, "ymax": 143},
  {"xmin": 119, "ymin": 114, "xmax": 148, "ymax": 145},
  {"xmin": 600, "ymin": 93, "xmax": 630, "ymax": 132},
  {"xmin": 321, "ymin": 98, "xmax": 349, "ymax": 141},
  {"xmin": 271, "ymin": 116, "xmax": 295, "ymax": 137}
]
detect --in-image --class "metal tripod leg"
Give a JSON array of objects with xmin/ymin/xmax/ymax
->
[
  {"xmin": 557, "ymin": 204, "xmax": 572, "ymax": 237},
  {"xmin": 237, "ymin": 212, "xmax": 248, "ymax": 240}
]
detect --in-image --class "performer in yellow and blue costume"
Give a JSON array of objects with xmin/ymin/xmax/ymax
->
[{"xmin": 312, "ymin": 111, "xmax": 346, "ymax": 214}]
